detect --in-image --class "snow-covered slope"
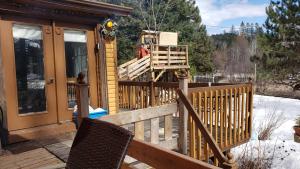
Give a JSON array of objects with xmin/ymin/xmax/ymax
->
[{"xmin": 233, "ymin": 95, "xmax": 300, "ymax": 169}]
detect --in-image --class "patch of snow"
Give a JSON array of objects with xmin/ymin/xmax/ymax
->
[{"xmin": 233, "ymin": 95, "xmax": 300, "ymax": 169}]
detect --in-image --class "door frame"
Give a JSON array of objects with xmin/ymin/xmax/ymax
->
[
  {"xmin": 0, "ymin": 19, "xmax": 58, "ymax": 131},
  {"xmin": 53, "ymin": 23, "xmax": 99, "ymax": 123}
]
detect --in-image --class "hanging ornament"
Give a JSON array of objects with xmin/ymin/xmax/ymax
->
[{"xmin": 101, "ymin": 19, "xmax": 117, "ymax": 40}]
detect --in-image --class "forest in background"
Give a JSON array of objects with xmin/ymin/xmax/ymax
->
[{"xmin": 98, "ymin": 0, "xmax": 299, "ymax": 95}]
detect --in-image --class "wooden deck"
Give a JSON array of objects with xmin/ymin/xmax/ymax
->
[
  {"xmin": 0, "ymin": 148, "xmax": 63, "ymax": 169},
  {"xmin": 0, "ymin": 133, "xmax": 74, "ymax": 169},
  {"xmin": 0, "ymin": 111, "xmax": 232, "ymax": 169}
]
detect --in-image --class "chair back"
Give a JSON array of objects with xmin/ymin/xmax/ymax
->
[{"xmin": 66, "ymin": 118, "xmax": 133, "ymax": 169}]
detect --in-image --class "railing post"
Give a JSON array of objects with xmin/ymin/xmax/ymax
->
[
  {"xmin": 222, "ymin": 152, "xmax": 238, "ymax": 169},
  {"xmin": 76, "ymin": 82, "xmax": 89, "ymax": 126},
  {"xmin": 178, "ymin": 76, "xmax": 188, "ymax": 155},
  {"xmin": 127, "ymin": 66, "xmax": 130, "ymax": 80},
  {"xmin": 168, "ymin": 45, "xmax": 170, "ymax": 66},
  {"xmin": 149, "ymin": 80, "xmax": 155, "ymax": 107}
]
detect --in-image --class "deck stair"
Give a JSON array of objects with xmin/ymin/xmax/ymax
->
[
  {"xmin": 118, "ymin": 55, "xmax": 151, "ymax": 80},
  {"xmin": 118, "ymin": 45, "xmax": 189, "ymax": 81}
]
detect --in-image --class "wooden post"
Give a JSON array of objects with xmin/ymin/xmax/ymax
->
[
  {"xmin": 168, "ymin": 45, "xmax": 170, "ymax": 66},
  {"xmin": 76, "ymin": 83, "xmax": 89, "ymax": 126},
  {"xmin": 149, "ymin": 80, "xmax": 155, "ymax": 107},
  {"xmin": 178, "ymin": 76, "xmax": 188, "ymax": 155}
]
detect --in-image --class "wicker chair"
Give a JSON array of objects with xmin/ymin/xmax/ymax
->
[{"xmin": 41, "ymin": 118, "xmax": 133, "ymax": 169}]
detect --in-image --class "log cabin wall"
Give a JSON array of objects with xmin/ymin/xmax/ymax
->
[
  {"xmin": 105, "ymin": 40, "xmax": 119, "ymax": 114},
  {"xmin": 0, "ymin": 0, "xmax": 131, "ymax": 142}
]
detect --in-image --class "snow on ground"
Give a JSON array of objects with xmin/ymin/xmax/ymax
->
[{"xmin": 232, "ymin": 95, "xmax": 300, "ymax": 169}]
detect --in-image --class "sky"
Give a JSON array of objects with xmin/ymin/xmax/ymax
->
[{"xmin": 196, "ymin": 0, "xmax": 271, "ymax": 35}]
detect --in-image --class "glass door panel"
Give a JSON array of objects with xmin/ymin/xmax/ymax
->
[
  {"xmin": 13, "ymin": 24, "xmax": 46, "ymax": 114},
  {"xmin": 64, "ymin": 30, "xmax": 88, "ymax": 108}
]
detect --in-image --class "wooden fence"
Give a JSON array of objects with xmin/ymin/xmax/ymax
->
[
  {"xmin": 184, "ymin": 83, "xmax": 253, "ymax": 165},
  {"xmin": 74, "ymin": 83, "xmax": 220, "ymax": 169},
  {"xmin": 151, "ymin": 45, "xmax": 189, "ymax": 70},
  {"xmin": 118, "ymin": 81, "xmax": 178, "ymax": 109},
  {"xmin": 118, "ymin": 81, "xmax": 236, "ymax": 110}
]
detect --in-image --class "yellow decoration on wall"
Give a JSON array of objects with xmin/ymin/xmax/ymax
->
[{"xmin": 106, "ymin": 21, "xmax": 113, "ymax": 29}]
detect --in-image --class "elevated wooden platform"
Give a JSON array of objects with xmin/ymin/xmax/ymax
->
[{"xmin": 118, "ymin": 45, "xmax": 189, "ymax": 81}]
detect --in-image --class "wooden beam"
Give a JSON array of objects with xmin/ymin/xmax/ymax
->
[
  {"xmin": 178, "ymin": 77, "xmax": 188, "ymax": 155},
  {"xmin": 76, "ymin": 84, "xmax": 89, "ymax": 126},
  {"xmin": 127, "ymin": 139, "xmax": 220, "ymax": 169},
  {"xmin": 99, "ymin": 103, "xmax": 177, "ymax": 125},
  {"xmin": 154, "ymin": 70, "xmax": 165, "ymax": 82}
]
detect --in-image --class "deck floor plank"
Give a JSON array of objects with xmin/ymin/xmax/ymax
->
[{"xmin": 0, "ymin": 148, "xmax": 63, "ymax": 169}]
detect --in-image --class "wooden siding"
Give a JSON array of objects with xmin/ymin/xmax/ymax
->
[
  {"xmin": 105, "ymin": 40, "xmax": 118, "ymax": 114},
  {"xmin": 0, "ymin": 29, "xmax": 8, "ymax": 131}
]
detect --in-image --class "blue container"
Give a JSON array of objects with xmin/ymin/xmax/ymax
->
[
  {"xmin": 88, "ymin": 110, "xmax": 108, "ymax": 119},
  {"xmin": 73, "ymin": 109, "xmax": 108, "ymax": 128}
]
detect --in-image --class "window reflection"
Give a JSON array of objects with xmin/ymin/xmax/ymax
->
[
  {"xmin": 64, "ymin": 30, "xmax": 88, "ymax": 108},
  {"xmin": 13, "ymin": 24, "xmax": 46, "ymax": 114}
]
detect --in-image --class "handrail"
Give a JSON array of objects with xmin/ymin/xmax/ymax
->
[
  {"xmin": 177, "ymin": 89, "xmax": 237, "ymax": 169},
  {"xmin": 119, "ymin": 58, "xmax": 138, "ymax": 69},
  {"xmin": 126, "ymin": 139, "xmax": 221, "ymax": 169},
  {"xmin": 150, "ymin": 44, "xmax": 189, "ymax": 70}
]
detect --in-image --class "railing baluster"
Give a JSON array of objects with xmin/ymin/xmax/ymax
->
[
  {"xmin": 198, "ymin": 92, "xmax": 202, "ymax": 160},
  {"xmin": 215, "ymin": 90, "xmax": 218, "ymax": 143},
  {"xmin": 220, "ymin": 90, "xmax": 224, "ymax": 148},
  {"xmin": 245, "ymin": 86, "xmax": 249, "ymax": 139},
  {"xmin": 191, "ymin": 93, "xmax": 196, "ymax": 158},
  {"xmin": 233, "ymin": 88, "xmax": 237, "ymax": 144},
  {"xmin": 204, "ymin": 91, "xmax": 208, "ymax": 162},
  {"xmin": 210, "ymin": 91, "xmax": 213, "ymax": 134},
  {"xmin": 229, "ymin": 89, "xmax": 232, "ymax": 145},
  {"xmin": 224, "ymin": 89, "xmax": 228, "ymax": 147},
  {"xmin": 165, "ymin": 115, "xmax": 173, "ymax": 141},
  {"xmin": 241, "ymin": 87, "xmax": 245, "ymax": 140},
  {"xmin": 150, "ymin": 117, "xmax": 159, "ymax": 144},
  {"xmin": 237, "ymin": 88, "xmax": 241, "ymax": 142}
]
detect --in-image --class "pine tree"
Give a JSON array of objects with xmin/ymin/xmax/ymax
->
[
  {"xmin": 262, "ymin": 0, "xmax": 300, "ymax": 82},
  {"xmin": 230, "ymin": 25, "xmax": 236, "ymax": 35},
  {"xmin": 115, "ymin": 0, "xmax": 214, "ymax": 74},
  {"xmin": 240, "ymin": 21, "xmax": 245, "ymax": 36}
]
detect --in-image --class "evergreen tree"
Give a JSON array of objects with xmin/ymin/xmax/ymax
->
[
  {"xmin": 260, "ymin": 0, "xmax": 300, "ymax": 82},
  {"xmin": 246, "ymin": 22, "xmax": 251, "ymax": 36},
  {"xmin": 239, "ymin": 21, "xmax": 245, "ymax": 36},
  {"xmin": 115, "ymin": 0, "xmax": 214, "ymax": 74},
  {"xmin": 230, "ymin": 25, "xmax": 237, "ymax": 34}
]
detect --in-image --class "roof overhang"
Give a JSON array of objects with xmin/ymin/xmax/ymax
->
[{"xmin": 0, "ymin": 0, "xmax": 132, "ymax": 24}]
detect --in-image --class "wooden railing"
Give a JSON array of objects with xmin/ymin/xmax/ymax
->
[
  {"xmin": 151, "ymin": 44, "xmax": 189, "ymax": 70},
  {"xmin": 118, "ymin": 81, "xmax": 178, "ymax": 110},
  {"xmin": 73, "ymin": 83, "xmax": 218, "ymax": 169},
  {"xmin": 187, "ymin": 84, "xmax": 253, "ymax": 159},
  {"xmin": 67, "ymin": 81, "xmax": 77, "ymax": 108},
  {"xmin": 99, "ymin": 103, "xmax": 219, "ymax": 169},
  {"xmin": 100, "ymin": 104, "xmax": 176, "ymax": 145},
  {"xmin": 119, "ymin": 55, "xmax": 151, "ymax": 80},
  {"xmin": 124, "ymin": 139, "xmax": 220, "ymax": 169},
  {"xmin": 179, "ymin": 83, "xmax": 253, "ymax": 167},
  {"xmin": 177, "ymin": 89, "xmax": 238, "ymax": 168},
  {"xmin": 118, "ymin": 80, "xmax": 252, "ymax": 168},
  {"xmin": 118, "ymin": 81, "xmax": 236, "ymax": 110},
  {"xmin": 117, "ymin": 45, "xmax": 189, "ymax": 80}
]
